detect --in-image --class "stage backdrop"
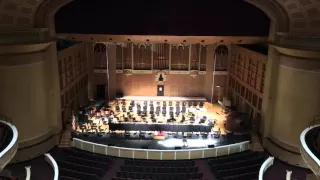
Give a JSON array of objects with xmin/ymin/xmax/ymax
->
[{"xmin": 116, "ymin": 73, "xmax": 206, "ymax": 97}]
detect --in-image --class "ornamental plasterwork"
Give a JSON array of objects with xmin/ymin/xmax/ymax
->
[
  {"xmin": 155, "ymin": 70, "xmax": 167, "ymax": 83},
  {"xmin": 123, "ymin": 69, "xmax": 132, "ymax": 76},
  {"xmin": 190, "ymin": 70, "xmax": 199, "ymax": 78}
]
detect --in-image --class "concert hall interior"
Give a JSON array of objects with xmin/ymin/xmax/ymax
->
[{"xmin": 0, "ymin": 0, "xmax": 320, "ymax": 180}]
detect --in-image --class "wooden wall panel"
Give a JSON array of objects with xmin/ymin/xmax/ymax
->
[{"xmin": 116, "ymin": 73, "xmax": 206, "ymax": 97}]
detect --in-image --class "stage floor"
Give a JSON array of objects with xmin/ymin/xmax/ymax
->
[{"xmin": 74, "ymin": 133, "xmax": 250, "ymax": 150}]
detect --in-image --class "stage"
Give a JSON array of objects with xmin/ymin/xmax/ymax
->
[{"xmin": 73, "ymin": 132, "xmax": 250, "ymax": 150}]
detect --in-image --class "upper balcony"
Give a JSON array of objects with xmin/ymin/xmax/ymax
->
[
  {"xmin": 0, "ymin": 115, "xmax": 18, "ymax": 171},
  {"xmin": 300, "ymin": 124, "xmax": 320, "ymax": 178}
]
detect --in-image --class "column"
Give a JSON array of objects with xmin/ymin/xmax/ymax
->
[
  {"xmin": 0, "ymin": 41, "xmax": 62, "ymax": 162},
  {"xmin": 263, "ymin": 45, "xmax": 320, "ymax": 167}
]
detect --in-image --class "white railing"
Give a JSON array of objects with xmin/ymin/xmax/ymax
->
[
  {"xmin": 25, "ymin": 166, "xmax": 31, "ymax": 180},
  {"xmin": 0, "ymin": 120, "xmax": 18, "ymax": 171},
  {"xmin": 258, "ymin": 156, "xmax": 274, "ymax": 180},
  {"xmin": 300, "ymin": 125, "xmax": 320, "ymax": 177},
  {"xmin": 72, "ymin": 138, "xmax": 250, "ymax": 160},
  {"xmin": 45, "ymin": 153, "xmax": 59, "ymax": 180}
]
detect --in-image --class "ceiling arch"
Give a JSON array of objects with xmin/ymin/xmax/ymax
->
[{"xmin": 0, "ymin": 0, "xmax": 319, "ymax": 34}]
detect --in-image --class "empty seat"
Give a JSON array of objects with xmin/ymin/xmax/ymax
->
[{"xmin": 59, "ymin": 168, "xmax": 100, "ymax": 180}]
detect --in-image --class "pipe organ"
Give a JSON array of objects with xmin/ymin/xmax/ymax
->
[{"xmin": 114, "ymin": 43, "xmax": 212, "ymax": 71}]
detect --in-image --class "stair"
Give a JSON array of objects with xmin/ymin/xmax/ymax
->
[
  {"xmin": 251, "ymin": 133, "xmax": 264, "ymax": 152},
  {"xmin": 59, "ymin": 125, "xmax": 72, "ymax": 148}
]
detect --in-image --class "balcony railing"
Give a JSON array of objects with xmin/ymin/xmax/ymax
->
[
  {"xmin": 45, "ymin": 153, "xmax": 59, "ymax": 180},
  {"xmin": 0, "ymin": 118, "xmax": 18, "ymax": 171},
  {"xmin": 300, "ymin": 125, "xmax": 320, "ymax": 177},
  {"xmin": 258, "ymin": 156, "xmax": 274, "ymax": 180}
]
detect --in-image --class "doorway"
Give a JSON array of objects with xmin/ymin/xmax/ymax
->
[
  {"xmin": 157, "ymin": 85, "xmax": 164, "ymax": 96},
  {"xmin": 96, "ymin": 84, "xmax": 106, "ymax": 100}
]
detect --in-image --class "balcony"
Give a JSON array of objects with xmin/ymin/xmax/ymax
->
[
  {"xmin": 300, "ymin": 125, "xmax": 320, "ymax": 178},
  {"xmin": 0, "ymin": 115, "xmax": 18, "ymax": 171}
]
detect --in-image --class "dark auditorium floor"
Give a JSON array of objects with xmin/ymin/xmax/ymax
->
[
  {"xmin": 4, "ymin": 147, "xmax": 313, "ymax": 180},
  {"xmin": 4, "ymin": 149, "xmax": 56, "ymax": 180},
  {"xmin": 263, "ymin": 158, "xmax": 311, "ymax": 180}
]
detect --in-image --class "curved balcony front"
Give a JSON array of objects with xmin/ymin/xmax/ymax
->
[
  {"xmin": 0, "ymin": 117, "xmax": 18, "ymax": 171},
  {"xmin": 300, "ymin": 125, "xmax": 320, "ymax": 178}
]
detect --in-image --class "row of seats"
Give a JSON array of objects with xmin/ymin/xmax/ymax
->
[
  {"xmin": 55, "ymin": 148, "xmax": 113, "ymax": 180},
  {"xmin": 120, "ymin": 165, "xmax": 199, "ymax": 173},
  {"xmin": 62, "ymin": 148, "xmax": 113, "ymax": 163},
  {"xmin": 60, "ymin": 168, "xmax": 99, "ymax": 180},
  {"xmin": 208, "ymin": 151, "xmax": 266, "ymax": 180},
  {"xmin": 124, "ymin": 160, "xmax": 195, "ymax": 167},
  {"xmin": 57, "ymin": 160, "xmax": 106, "ymax": 177},
  {"xmin": 116, "ymin": 171, "xmax": 203, "ymax": 180},
  {"xmin": 208, "ymin": 150, "xmax": 258, "ymax": 165}
]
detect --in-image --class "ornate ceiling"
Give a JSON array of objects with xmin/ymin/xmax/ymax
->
[{"xmin": 0, "ymin": 0, "xmax": 319, "ymax": 34}]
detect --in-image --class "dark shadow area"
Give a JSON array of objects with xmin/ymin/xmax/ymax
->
[
  {"xmin": 55, "ymin": 0, "xmax": 270, "ymax": 36},
  {"xmin": 56, "ymin": 39, "xmax": 82, "ymax": 51},
  {"xmin": 0, "ymin": 122, "xmax": 13, "ymax": 152}
]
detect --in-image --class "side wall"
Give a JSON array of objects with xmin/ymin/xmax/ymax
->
[{"xmin": 57, "ymin": 43, "xmax": 90, "ymax": 124}]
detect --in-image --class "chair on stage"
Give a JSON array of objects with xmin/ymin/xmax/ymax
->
[
  {"xmin": 199, "ymin": 101, "xmax": 204, "ymax": 108},
  {"xmin": 162, "ymin": 110, "xmax": 167, "ymax": 116},
  {"xmin": 176, "ymin": 101, "xmax": 180, "ymax": 106},
  {"xmin": 182, "ymin": 101, "xmax": 186, "ymax": 106},
  {"xmin": 143, "ymin": 105, "xmax": 147, "ymax": 111},
  {"xmin": 169, "ymin": 101, "xmax": 172, "ymax": 106},
  {"xmin": 115, "ymin": 105, "xmax": 120, "ymax": 112},
  {"xmin": 130, "ymin": 101, "xmax": 135, "ymax": 106},
  {"xmin": 122, "ymin": 106, "xmax": 126, "ymax": 112},
  {"xmin": 121, "ymin": 99, "xmax": 126, "ymax": 105},
  {"xmin": 181, "ymin": 106, "xmax": 186, "ymax": 113},
  {"xmin": 193, "ymin": 101, "xmax": 198, "ymax": 107}
]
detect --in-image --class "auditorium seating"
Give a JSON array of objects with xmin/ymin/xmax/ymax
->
[
  {"xmin": 0, "ymin": 124, "xmax": 13, "ymax": 152},
  {"xmin": 207, "ymin": 151, "xmax": 267, "ymax": 180},
  {"xmin": 52, "ymin": 148, "xmax": 113, "ymax": 180},
  {"xmin": 305, "ymin": 127, "xmax": 320, "ymax": 158},
  {"xmin": 115, "ymin": 159, "xmax": 203, "ymax": 180}
]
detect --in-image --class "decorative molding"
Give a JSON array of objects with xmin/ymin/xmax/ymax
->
[
  {"xmin": 271, "ymin": 45, "xmax": 320, "ymax": 59},
  {"xmin": 155, "ymin": 70, "xmax": 167, "ymax": 82},
  {"xmin": 0, "ymin": 42, "xmax": 51, "ymax": 55},
  {"xmin": 132, "ymin": 70, "xmax": 153, "ymax": 74},
  {"xmin": 273, "ymin": 32, "xmax": 320, "ymax": 51},
  {"xmin": 123, "ymin": 69, "xmax": 132, "ymax": 76},
  {"xmin": 0, "ymin": 29, "xmax": 52, "ymax": 45},
  {"xmin": 190, "ymin": 70, "xmax": 199, "ymax": 78},
  {"xmin": 213, "ymin": 71, "xmax": 228, "ymax": 75},
  {"xmin": 199, "ymin": 71, "xmax": 206, "ymax": 75},
  {"xmin": 169, "ymin": 71, "xmax": 190, "ymax": 75}
]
